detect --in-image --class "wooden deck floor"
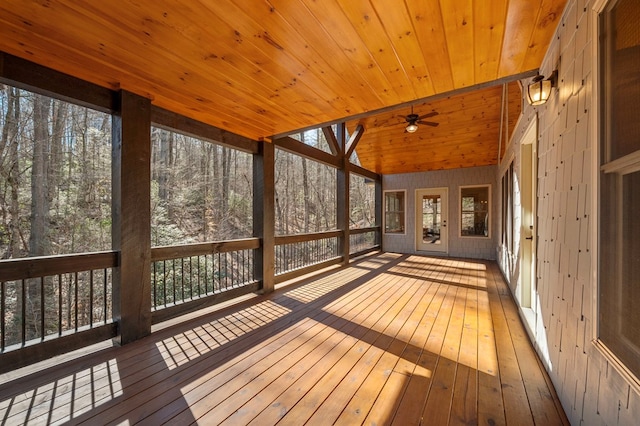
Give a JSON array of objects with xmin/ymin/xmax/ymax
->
[{"xmin": 0, "ymin": 253, "xmax": 568, "ymax": 425}]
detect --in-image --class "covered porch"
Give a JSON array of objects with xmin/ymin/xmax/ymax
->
[{"xmin": 1, "ymin": 253, "xmax": 567, "ymax": 425}]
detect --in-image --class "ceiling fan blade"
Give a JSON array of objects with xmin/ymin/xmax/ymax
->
[
  {"xmin": 380, "ymin": 119, "xmax": 404, "ymax": 127},
  {"xmin": 418, "ymin": 111, "xmax": 438, "ymax": 120},
  {"xmin": 417, "ymin": 120, "xmax": 439, "ymax": 127}
]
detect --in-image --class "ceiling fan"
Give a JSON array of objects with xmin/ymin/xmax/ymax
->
[{"xmin": 395, "ymin": 106, "xmax": 439, "ymax": 133}]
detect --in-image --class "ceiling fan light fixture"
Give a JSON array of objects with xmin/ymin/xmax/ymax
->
[{"xmin": 406, "ymin": 123, "xmax": 419, "ymax": 133}]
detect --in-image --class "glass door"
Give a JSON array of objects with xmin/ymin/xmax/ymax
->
[{"xmin": 416, "ymin": 188, "xmax": 448, "ymax": 253}]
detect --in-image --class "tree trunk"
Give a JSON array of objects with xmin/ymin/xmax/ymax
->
[
  {"xmin": 29, "ymin": 94, "xmax": 51, "ymax": 257},
  {"xmin": 158, "ymin": 129, "xmax": 170, "ymax": 202},
  {"xmin": 0, "ymin": 86, "xmax": 23, "ymax": 258},
  {"xmin": 221, "ymin": 146, "xmax": 231, "ymax": 235}
]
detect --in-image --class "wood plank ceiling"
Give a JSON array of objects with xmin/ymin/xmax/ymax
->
[{"xmin": 0, "ymin": 0, "xmax": 567, "ymax": 173}]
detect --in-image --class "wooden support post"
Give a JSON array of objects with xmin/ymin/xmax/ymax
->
[
  {"xmin": 336, "ymin": 124, "xmax": 350, "ymax": 265},
  {"xmin": 112, "ymin": 90, "xmax": 152, "ymax": 345},
  {"xmin": 254, "ymin": 141, "xmax": 275, "ymax": 293},
  {"xmin": 375, "ymin": 179, "xmax": 383, "ymax": 249}
]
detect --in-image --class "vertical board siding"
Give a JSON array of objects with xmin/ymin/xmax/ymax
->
[{"xmin": 383, "ymin": 165, "xmax": 498, "ymax": 260}]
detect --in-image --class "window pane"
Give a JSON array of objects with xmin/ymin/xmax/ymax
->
[
  {"xmin": 603, "ymin": 0, "xmax": 640, "ymax": 161},
  {"xmin": 600, "ymin": 170, "xmax": 640, "ymax": 378},
  {"xmin": 460, "ymin": 186, "xmax": 490, "ymax": 237},
  {"xmin": 384, "ymin": 191, "xmax": 404, "ymax": 233}
]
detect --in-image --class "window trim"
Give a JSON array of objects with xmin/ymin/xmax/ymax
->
[
  {"xmin": 459, "ymin": 184, "xmax": 492, "ymax": 239},
  {"xmin": 383, "ymin": 189, "xmax": 406, "ymax": 235},
  {"xmin": 591, "ymin": 0, "xmax": 640, "ymax": 391}
]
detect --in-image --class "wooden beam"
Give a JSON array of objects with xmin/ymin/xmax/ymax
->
[
  {"xmin": 348, "ymin": 163, "xmax": 380, "ymax": 182},
  {"xmin": 112, "ymin": 90, "xmax": 152, "ymax": 345},
  {"xmin": 322, "ymin": 126, "xmax": 340, "ymax": 156},
  {"xmin": 273, "ymin": 136, "xmax": 341, "ymax": 168},
  {"xmin": 336, "ymin": 123, "xmax": 349, "ymax": 265},
  {"xmin": 0, "ymin": 52, "xmax": 117, "ymax": 113},
  {"xmin": 151, "ymin": 106, "xmax": 259, "ymax": 154},
  {"xmin": 345, "ymin": 124, "xmax": 365, "ymax": 158},
  {"xmin": 254, "ymin": 141, "xmax": 275, "ymax": 293},
  {"xmin": 375, "ymin": 179, "xmax": 383, "ymax": 248}
]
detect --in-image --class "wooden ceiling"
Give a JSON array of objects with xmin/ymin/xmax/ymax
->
[
  {"xmin": 349, "ymin": 81, "xmax": 522, "ymax": 174},
  {"xmin": 0, "ymin": 0, "xmax": 567, "ymax": 173}
]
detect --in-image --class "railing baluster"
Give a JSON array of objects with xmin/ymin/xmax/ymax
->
[
  {"xmin": 162, "ymin": 261, "xmax": 167, "ymax": 307},
  {"xmin": 152, "ymin": 262, "xmax": 157, "ymax": 308},
  {"xmin": 205, "ymin": 254, "xmax": 209, "ymax": 294},
  {"xmin": 103, "ymin": 269, "xmax": 108, "ymax": 323},
  {"xmin": 21, "ymin": 279, "xmax": 26, "ymax": 346},
  {"xmin": 172, "ymin": 259, "xmax": 176, "ymax": 304},
  {"xmin": 58, "ymin": 274, "xmax": 63, "ymax": 335},
  {"xmin": 189, "ymin": 256, "xmax": 193, "ymax": 299},
  {"xmin": 40, "ymin": 276, "xmax": 45, "ymax": 341},
  {"xmin": 90, "ymin": 270, "xmax": 94, "ymax": 326},
  {"xmin": 180, "ymin": 257, "xmax": 185, "ymax": 302},
  {"xmin": 1, "ymin": 281, "xmax": 5, "ymax": 351},
  {"xmin": 74, "ymin": 272, "xmax": 79, "ymax": 331}
]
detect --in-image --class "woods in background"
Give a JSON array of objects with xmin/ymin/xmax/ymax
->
[{"xmin": 0, "ymin": 85, "xmax": 376, "ymax": 347}]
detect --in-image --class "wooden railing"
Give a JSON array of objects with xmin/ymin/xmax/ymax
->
[
  {"xmin": 150, "ymin": 238, "xmax": 261, "ymax": 323},
  {"xmin": 349, "ymin": 226, "xmax": 381, "ymax": 257},
  {"xmin": 0, "ymin": 229, "xmax": 380, "ymax": 373},
  {"xmin": 0, "ymin": 251, "xmax": 119, "ymax": 371},
  {"xmin": 274, "ymin": 230, "xmax": 342, "ymax": 283}
]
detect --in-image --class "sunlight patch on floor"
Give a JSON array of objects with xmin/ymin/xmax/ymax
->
[
  {"xmin": 0, "ymin": 359, "xmax": 122, "ymax": 424},
  {"xmin": 158, "ymin": 299, "xmax": 292, "ymax": 369}
]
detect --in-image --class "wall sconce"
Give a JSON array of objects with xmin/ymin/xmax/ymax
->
[{"xmin": 526, "ymin": 70, "xmax": 558, "ymax": 105}]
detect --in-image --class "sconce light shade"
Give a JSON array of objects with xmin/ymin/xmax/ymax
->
[
  {"xmin": 405, "ymin": 123, "xmax": 419, "ymax": 133},
  {"xmin": 526, "ymin": 71, "xmax": 557, "ymax": 106}
]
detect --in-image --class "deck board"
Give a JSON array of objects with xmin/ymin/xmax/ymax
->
[{"xmin": 0, "ymin": 253, "xmax": 569, "ymax": 425}]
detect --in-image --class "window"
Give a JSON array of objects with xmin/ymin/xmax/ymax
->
[
  {"xmin": 460, "ymin": 185, "xmax": 491, "ymax": 237},
  {"xmin": 598, "ymin": 0, "xmax": 640, "ymax": 380},
  {"xmin": 384, "ymin": 190, "xmax": 405, "ymax": 234},
  {"xmin": 502, "ymin": 163, "xmax": 514, "ymax": 252}
]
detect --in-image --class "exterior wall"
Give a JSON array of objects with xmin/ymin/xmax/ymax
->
[
  {"xmin": 499, "ymin": 0, "xmax": 640, "ymax": 424},
  {"xmin": 383, "ymin": 166, "xmax": 497, "ymax": 260}
]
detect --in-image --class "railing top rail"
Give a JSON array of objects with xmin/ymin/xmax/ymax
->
[
  {"xmin": 274, "ymin": 230, "xmax": 342, "ymax": 245},
  {"xmin": 0, "ymin": 251, "xmax": 119, "ymax": 282},
  {"xmin": 349, "ymin": 226, "xmax": 380, "ymax": 235},
  {"xmin": 151, "ymin": 237, "xmax": 260, "ymax": 262}
]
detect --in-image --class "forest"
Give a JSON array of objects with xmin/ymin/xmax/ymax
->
[{"xmin": 0, "ymin": 84, "xmax": 375, "ymax": 348}]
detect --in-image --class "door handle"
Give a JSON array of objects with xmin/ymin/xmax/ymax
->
[{"xmin": 525, "ymin": 236, "xmax": 533, "ymax": 240}]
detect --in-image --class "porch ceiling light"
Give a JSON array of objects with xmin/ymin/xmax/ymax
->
[
  {"xmin": 405, "ymin": 122, "xmax": 419, "ymax": 133},
  {"xmin": 526, "ymin": 70, "xmax": 557, "ymax": 106}
]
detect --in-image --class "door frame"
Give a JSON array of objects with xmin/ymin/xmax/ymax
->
[
  {"xmin": 415, "ymin": 187, "xmax": 449, "ymax": 254},
  {"xmin": 520, "ymin": 117, "xmax": 538, "ymax": 311}
]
